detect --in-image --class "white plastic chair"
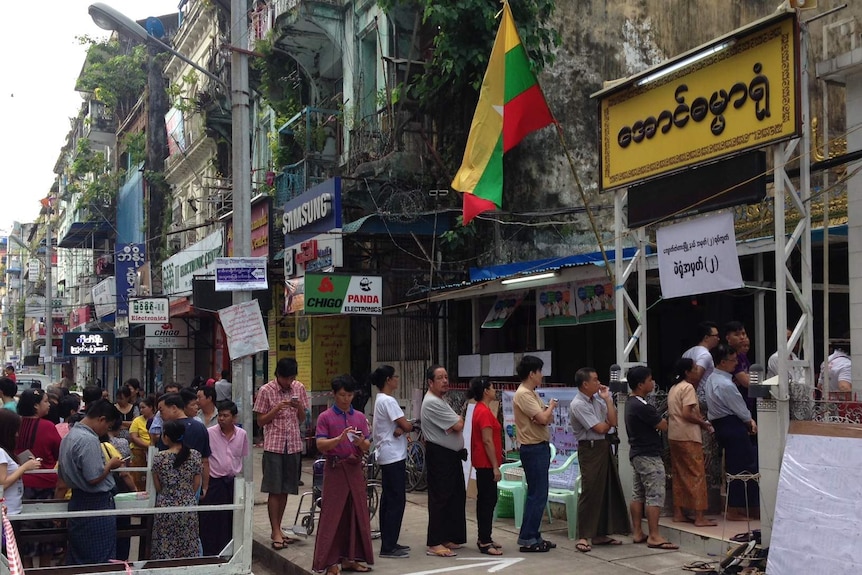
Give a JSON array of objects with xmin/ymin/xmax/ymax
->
[
  {"xmin": 544, "ymin": 452, "xmax": 581, "ymax": 539},
  {"xmin": 494, "ymin": 443, "xmax": 557, "ymax": 528}
]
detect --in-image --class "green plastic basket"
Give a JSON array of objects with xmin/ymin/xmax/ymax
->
[{"xmin": 496, "ymin": 490, "xmax": 514, "ymax": 518}]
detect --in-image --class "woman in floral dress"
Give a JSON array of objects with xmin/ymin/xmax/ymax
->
[{"xmin": 151, "ymin": 420, "xmax": 202, "ymax": 559}]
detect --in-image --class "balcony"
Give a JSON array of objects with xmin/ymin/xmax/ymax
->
[
  {"xmin": 273, "ymin": 0, "xmax": 343, "ymax": 22},
  {"xmin": 273, "ymin": 107, "xmax": 341, "ymax": 201},
  {"xmin": 269, "ymin": 0, "xmax": 345, "ymax": 86},
  {"xmin": 249, "ymin": 2, "xmax": 274, "ymax": 50},
  {"xmin": 274, "ymin": 159, "xmax": 328, "ymax": 205},
  {"xmin": 83, "ymin": 100, "xmax": 117, "ymax": 147}
]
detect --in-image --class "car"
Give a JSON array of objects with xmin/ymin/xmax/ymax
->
[{"xmin": 15, "ymin": 374, "xmax": 53, "ymax": 397}]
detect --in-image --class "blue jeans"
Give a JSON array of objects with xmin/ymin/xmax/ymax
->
[{"xmin": 517, "ymin": 442, "xmax": 550, "ymax": 546}]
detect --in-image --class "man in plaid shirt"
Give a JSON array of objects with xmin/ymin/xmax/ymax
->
[{"xmin": 253, "ymin": 358, "xmax": 310, "ymax": 549}]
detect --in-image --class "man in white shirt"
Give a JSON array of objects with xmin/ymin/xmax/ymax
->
[
  {"xmin": 371, "ymin": 366, "xmax": 413, "ymax": 559},
  {"xmin": 819, "ymin": 338, "xmax": 852, "ymax": 399},
  {"xmin": 767, "ymin": 329, "xmax": 804, "ymax": 384},
  {"xmin": 215, "ymin": 369, "xmax": 232, "ymax": 402},
  {"xmin": 682, "ymin": 321, "xmax": 721, "ymax": 385}
]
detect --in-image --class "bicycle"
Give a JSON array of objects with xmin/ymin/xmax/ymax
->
[
  {"xmin": 364, "ymin": 454, "xmax": 381, "ymax": 539},
  {"xmin": 405, "ymin": 419, "xmax": 427, "ymax": 492}
]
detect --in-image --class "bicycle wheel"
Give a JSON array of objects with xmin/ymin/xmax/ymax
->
[
  {"xmin": 406, "ymin": 441, "xmax": 426, "ymax": 492},
  {"xmin": 366, "ymin": 482, "xmax": 380, "ymax": 521}
]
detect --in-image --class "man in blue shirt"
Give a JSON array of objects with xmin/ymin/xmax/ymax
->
[
  {"xmin": 705, "ymin": 343, "xmax": 759, "ymax": 521},
  {"xmin": 58, "ymin": 400, "xmax": 123, "ymax": 565},
  {"xmin": 158, "ymin": 392, "xmax": 212, "ymax": 497}
]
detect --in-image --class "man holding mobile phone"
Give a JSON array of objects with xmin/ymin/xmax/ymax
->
[
  {"xmin": 254, "ymin": 358, "xmax": 309, "ymax": 550},
  {"xmin": 513, "ymin": 355, "xmax": 557, "ymax": 553}
]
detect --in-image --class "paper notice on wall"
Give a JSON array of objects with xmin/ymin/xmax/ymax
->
[
  {"xmin": 458, "ymin": 354, "xmax": 482, "ymax": 378},
  {"xmin": 656, "ymin": 211, "xmax": 743, "ymax": 299},
  {"xmin": 219, "ymin": 299, "xmax": 270, "ymax": 360},
  {"xmin": 489, "ymin": 353, "xmax": 515, "ymax": 377}
]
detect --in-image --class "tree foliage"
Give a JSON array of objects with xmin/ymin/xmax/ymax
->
[
  {"xmin": 67, "ymin": 139, "xmax": 121, "ymax": 217},
  {"xmin": 252, "ymin": 36, "xmax": 303, "ymax": 118},
  {"xmin": 75, "ymin": 36, "xmax": 148, "ymax": 121},
  {"xmin": 378, "ymin": 0, "xmax": 560, "ymax": 110}
]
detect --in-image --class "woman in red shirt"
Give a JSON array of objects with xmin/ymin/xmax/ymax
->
[
  {"xmin": 15, "ymin": 388, "xmax": 61, "ymax": 566},
  {"xmin": 469, "ymin": 377, "xmax": 503, "ymax": 555}
]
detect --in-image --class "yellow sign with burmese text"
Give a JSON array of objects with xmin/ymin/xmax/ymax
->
[{"xmin": 598, "ymin": 13, "xmax": 798, "ymax": 190}]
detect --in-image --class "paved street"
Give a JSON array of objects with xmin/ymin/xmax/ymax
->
[{"xmin": 250, "ymin": 448, "xmax": 722, "ymax": 575}]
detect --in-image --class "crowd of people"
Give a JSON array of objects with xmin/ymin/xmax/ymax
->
[
  {"xmin": 0, "ymin": 371, "xmax": 244, "ymax": 567},
  {"xmin": 0, "ymin": 319, "xmax": 847, "ymax": 571}
]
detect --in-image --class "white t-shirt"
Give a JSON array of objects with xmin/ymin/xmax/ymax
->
[
  {"xmin": 683, "ymin": 345, "xmax": 714, "ymax": 383},
  {"xmin": 372, "ymin": 393, "xmax": 407, "ymax": 465},
  {"xmin": 819, "ymin": 350, "xmax": 852, "ymax": 392},
  {"xmin": 767, "ymin": 350, "xmax": 804, "ymax": 384},
  {"xmin": 0, "ymin": 448, "xmax": 23, "ymax": 515}
]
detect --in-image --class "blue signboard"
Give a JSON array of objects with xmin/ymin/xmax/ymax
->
[
  {"xmin": 281, "ymin": 178, "xmax": 342, "ymax": 247},
  {"xmin": 115, "ymin": 244, "xmax": 146, "ymax": 317},
  {"xmin": 214, "ymin": 257, "xmax": 268, "ymax": 291}
]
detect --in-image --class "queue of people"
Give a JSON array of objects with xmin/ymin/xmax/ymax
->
[
  {"xmin": 0, "ymin": 326, "xmax": 839, "ymax": 572},
  {"xmin": 0, "ymin": 371, "xmax": 247, "ymax": 569}
]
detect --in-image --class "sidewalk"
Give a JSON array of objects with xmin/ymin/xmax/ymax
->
[{"xmin": 250, "ymin": 448, "xmax": 724, "ymax": 575}]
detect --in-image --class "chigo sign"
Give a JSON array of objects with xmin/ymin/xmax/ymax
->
[
  {"xmin": 595, "ymin": 11, "xmax": 799, "ymax": 190},
  {"xmin": 304, "ymin": 273, "xmax": 382, "ymax": 315}
]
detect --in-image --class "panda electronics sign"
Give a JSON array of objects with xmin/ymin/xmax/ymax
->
[{"xmin": 305, "ymin": 273, "xmax": 383, "ymax": 315}]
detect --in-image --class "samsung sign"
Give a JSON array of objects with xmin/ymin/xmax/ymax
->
[{"xmin": 281, "ymin": 178, "xmax": 342, "ymax": 247}]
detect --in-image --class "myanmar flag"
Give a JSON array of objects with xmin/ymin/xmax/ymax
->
[{"xmin": 451, "ymin": 1, "xmax": 554, "ymax": 224}]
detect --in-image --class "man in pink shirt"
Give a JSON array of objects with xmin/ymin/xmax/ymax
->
[
  {"xmin": 253, "ymin": 358, "xmax": 310, "ymax": 549},
  {"xmin": 200, "ymin": 400, "xmax": 248, "ymax": 556}
]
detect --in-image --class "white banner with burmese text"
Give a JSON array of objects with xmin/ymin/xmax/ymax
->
[{"xmin": 656, "ymin": 212, "xmax": 743, "ymax": 299}]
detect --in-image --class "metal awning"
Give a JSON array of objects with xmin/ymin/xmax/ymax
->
[
  {"xmin": 426, "ymin": 247, "xmax": 643, "ymax": 302},
  {"xmin": 342, "ymin": 213, "xmax": 450, "ymax": 236},
  {"xmin": 58, "ymin": 221, "xmax": 113, "ymax": 248},
  {"xmin": 469, "ymin": 247, "xmax": 641, "ymax": 282}
]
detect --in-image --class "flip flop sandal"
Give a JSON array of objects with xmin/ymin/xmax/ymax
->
[
  {"xmin": 426, "ymin": 548, "xmax": 457, "ymax": 557},
  {"xmin": 647, "ymin": 541, "xmax": 679, "ymax": 550},
  {"xmin": 593, "ymin": 538, "xmax": 623, "ymax": 546},
  {"xmin": 478, "ymin": 543, "xmax": 503, "ymax": 555},
  {"xmin": 684, "ymin": 561, "xmax": 715, "ymax": 569},
  {"xmin": 575, "ymin": 542, "xmax": 591, "ymax": 553},
  {"xmin": 683, "ymin": 561, "xmax": 717, "ymax": 573},
  {"xmin": 721, "ymin": 540, "xmax": 757, "ymax": 570}
]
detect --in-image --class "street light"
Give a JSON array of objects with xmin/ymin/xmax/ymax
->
[
  {"xmin": 88, "ymin": 2, "xmax": 229, "ymax": 93},
  {"xmin": 89, "ymin": 2, "xmax": 253, "ymax": 570}
]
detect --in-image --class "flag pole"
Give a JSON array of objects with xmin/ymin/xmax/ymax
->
[{"xmin": 550, "ymin": 118, "xmax": 615, "ymax": 284}]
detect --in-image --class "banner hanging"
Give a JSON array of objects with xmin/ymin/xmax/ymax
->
[{"xmin": 656, "ymin": 211, "xmax": 743, "ymax": 299}]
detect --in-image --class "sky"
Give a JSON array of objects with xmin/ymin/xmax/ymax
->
[{"xmin": 0, "ymin": 0, "xmax": 181, "ymax": 235}]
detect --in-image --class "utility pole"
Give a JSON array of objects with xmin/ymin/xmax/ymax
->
[
  {"xmin": 230, "ymin": 0, "xmax": 253, "ymax": 571},
  {"xmin": 45, "ymin": 211, "xmax": 53, "ymax": 378}
]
